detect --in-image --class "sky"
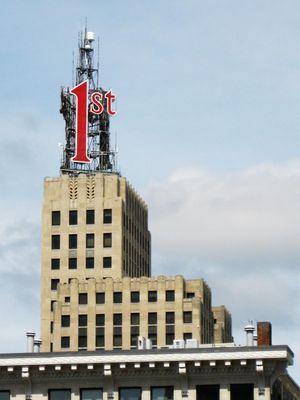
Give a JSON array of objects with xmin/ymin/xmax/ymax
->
[{"xmin": 0, "ymin": 0, "xmax": 299, "ymax": 382}]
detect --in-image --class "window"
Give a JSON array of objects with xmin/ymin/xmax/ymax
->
[
  {"xmin": 51, "ymin": 279, "xmax": 59, "ymax": 291},
  {"xmin": 113, "ymin": 313, "xmax": 122, "ymax": 325},
  {"xmin": 52, "ymin": 211, "xmax": 60, "ymax": 226},
  {"xmin": 186, "ymin": 292, "xmax": 195, "ymax": 299},
  {"xmin": 148, "ymin": 312, "xmax": 157, "ymax": 325},
  {"xmin": 51, "ymin": 300, "xmax": 55, "ymax": 311},
  {"xmin": 86, "ymin": 210, "xmax": 95, "ymax": 224},
  {"xmin": 166, "ymin": 312, "xmax": 175, "ymax": 324},
  {"xmin": 184, "ymin": 333, "xmax": 192, "ymax": 340},
  {"xmin": 52, "ymin": 235, "xmax": 60, "ymax": 250},
  {"xmin": 103, "ymin": 233, "xmax": 112, "ymax": 247},
  {"xmin": 103, "ymin": 256, "xmax": 112, "ymax": 268},
  {"xmin": 80, "ymin": 389, "xmax": 103, "ymax": 400},
  {"xmin": 51, "ymin": 258, "xmax": 60, "ymax": 270},
  {"xmin": 69, "ymin": 234, "xmax": 77, "ymax": 249},
  {"xmin": 79, "ymin": 293, "xmax": 88, "ymax": 305},
  {"xmin": 79, "ymin": 314, "xmax": 88, "ymax": 326},
  {"xmin": 86, "ymin": 257, "xmax": 94, "ymax": 268},
  {"xmin": 86, "ymin": 233, "xmax": 94, "ymax": 248},
  {"xmin": 0, "ymin": 391, "xmax": 10, "ymax": 400},
  {"xmin": 96, "ymin": 292, "xmax": 105, "ymax": 304},
  {"xmin": 131, "ymin": 291, "xmax": 140, "ymax": 303},
  {"xmin": 151, "ymin": 387, "xmax": 173, "ymax": 400},
  {"xmin": 166, "ymin": 290, "xmax": 175, "ymax": 302},
  {"xmin": 96, "ymin": 314, "xmax": 105, "ymax": 326},
  {"xmin": 69, "ymin": 258, "xmax": 77, "ymax": 269},
  {"xmin": 113, "ymin": 292, "xmax": 122, "ymax": 303},
  {"xmin": 96, "ymin": 327, "xmax": 105, "ymax": 347},
  {"xmin": 103, "ymin": 209, "xmax": 112, "ymax": 224},
  {"xmin": 131, "ymin": 313, "xmax": 140, "ymax": 325},
  {"xmin": 65, "ymin": 297, "xmax": 70, "ymax": 303},
  {"xmin": 183, "ymin": 311, "xmax": 192, "ymax": 323},
  {"xmin": 131, "ymin": 326, "xmax": 140, "ymax": 347},
  {"xmin": 119, "ymin": 388, "xmax": 141, "ymax": 400},
  {"xmin": 69, "ymin": 210, "xmax": 78, "ymax": 225},
  {"xmin": 61, "ymin": 315, "xmax": 70, "ymax": 327},
  {"xmin": 148, "ymin": 291, "xmax": 157, "ymax": 302},
  {"xmin": 61, "ymin": 336, "xmax": 70, "ymax": 348},
  {"xmin": 79, "ymin": 334, "xmax": 87, "ymax": 348},
  {"xmin": 49, "ymin": 389, "xmax": 71, "ymax": 400}
]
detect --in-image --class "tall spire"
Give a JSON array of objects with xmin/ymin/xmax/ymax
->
[{"xmin": 60, "ymin": 29, "xmax": 117, "ymax": 175}]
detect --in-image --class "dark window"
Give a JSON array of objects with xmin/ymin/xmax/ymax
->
[
  {"xmin": 103, "ymin": 233, "xmax": 112, "ymax": 247},
  {"xmin": 79, "ymin": 293, "xmax": 88, "ymax": 305},
  {"xmin": 196, "ymin": 385, "xmax": 220, "ymax": 400},
  {"xmin": 166, "ymin": 312, "xmax": 175, "ymax": 324},
  {"xmin": 166, "ymin": 325, "xmax": 174, "ymax": 334},
  {"xmin": 96, "ymin": 331, "xmax": 105, "ymax": 347},
  {"xmin": 148, "ymin": 291, "xmax": 157, "ymax": 302},
  {"xmin": 230, "ymin": 384, "xmax": 254, "ymax": 400},
  {"xmin": 61, "ymin": 315, "xmax": 70, "ymax": 327},
  {"xmin": 51, "ymin": 279, "xmax": 59, "ymax": 291},
  {"xmin": 184, "ymin": 333, "xmax": 192, "ymax": 340},
  {"xmin": 113, "ymin": 334, "xmax": 122, "ymax": 347},
  {"xmin": 50, "ymin": 321, "xmax": 53, "ymax": 333},
  {"xmin": 96, "ymin": 314, "xmax": 105, "ymax": 326},
  {"xmin": 79, "ymin": 314, "xmax": 88, "ymax": 326},
  {"xmin": 86, "ymin": 257, "xmax": 94, "ymax": 268},
  {"xmin": 51, "ymin": 258, "xmax": 60, "ymax": 270},
  {"xmin": 148, "ymin": 312, "xmax": 157, "ymax": 325},
  {"xmin": 113, "ymin": 313, "xmax": 122, "ymax": 325},
  {"xmin": 103, "ymin": 256, "xmax": 112, "ymax": 268},
  {"xmin": 131, "ymin": 291, "xmax": 140, "ymax": 303},
  {"xmin": 65, "ymin": 297, "xmax": 70, "ymax": 303},
  {"xmin": 186, "ymin": 292, "xmax": 195, "ymax": 299},
  {"xmin": 69, "ymin": 210, "xmax": 78, "ymax": 225},
  {"xmin": 151, "ymin": 387, "xmax": 173, "ymax": 400},
  {"xmin": 52, "ymin": 235, "xmax": 60, "ymax": 250},
  {"xmin": 96, "ymin": 292, "xmax": 105, "ymax": 304},
  {"xmin": 80, "ymin": 389, "xmax": 103, "ymax": 400},
  {"xmin": 183, "ymin": 311, "xmax": 192, "ymax": 323},
  {"xmin": 69, "ymin": 234, "xmax": 77, "ymax": 249},
  {"xmin": 52, "ymin": 211, "xmax": 60, "ymax": 226},
  {"xmin": 49, "ymin": 389, "xmax": 71, "ymax": 400},
  {"xmin": 119, "ymin": 388, "xmax": 141, "ymax": 400},
  {"xmin": 51, "ymin": 300, "xmax": 55, "ymax": 311},
  {"xmin": 0, "ymin": 392, "xmax": 10, "ymax": 400},
  {"xmin": 113, "ymin": 292, "xmax": 122, "ymax": 303},
  {"xmin": 166, "ymin": 290, "xmax": 175, "ymax": 302},
  {"xmin": 78, "ymin": 335, "xmax": 87, "ymax": 348},
  {"xmin": 86, "ymin": 233, "xmax": 94, "ymax": 248},
  {"xmin": 69, "ymin": 258, "xmax": 77, "ymax": 269},
  {"xmin": 61, "ymin": 336, "xmax": 70, "ymax": 348},
  {"xmin": 103, "ymin": 209, "xmax": 112, "ymax": 224},
  {"xmin": 166, "ymin": 333, "xmax": 174, "ymax": 345},
  {"xmin": 131, "ymin": 313, "xmax": 140, "ymax": 325},
  {"xmin": 86, "ymin": 210, "xmax": 95, "ymax": 225}
]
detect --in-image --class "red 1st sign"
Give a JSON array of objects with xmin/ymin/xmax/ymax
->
[{"xmin": 70, "ymin": 80, "xmax": 117, "ymax": 164}]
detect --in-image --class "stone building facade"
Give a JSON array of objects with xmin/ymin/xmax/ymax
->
[{"xmin": 212, "ymin": 306, "xmax": 233, "ymax": 344}]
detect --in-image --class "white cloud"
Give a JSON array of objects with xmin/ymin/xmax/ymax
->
[{"xmin": 144, "ymin": 161, "xmax": 300, "ymax": 380}]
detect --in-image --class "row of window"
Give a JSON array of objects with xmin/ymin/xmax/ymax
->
[
  {"xmin": 52, "ymin": 209, "xmax": 112, "ymax": 226},
  {"xmin": 61, "ymin": 312, "xmax": 187, "ymax": 328},
  {"xmin": 51, "ymin": 256, "xmax": 112, "ymax": 270},
  {"xmin": 51, "ymin": 287, "xmax": 183, "ymax": 307},
  {"xmin": 47, "ymin": 387, "xmax": 173, "ymax": 400},
  {"xmin": 51, "ymin": 233, "xmax": 112, "ymax": 250}
]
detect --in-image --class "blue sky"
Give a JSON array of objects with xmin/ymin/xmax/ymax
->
[{"xmin": 0, "ymin": 0, "xmax": 299, "ymax": 381}]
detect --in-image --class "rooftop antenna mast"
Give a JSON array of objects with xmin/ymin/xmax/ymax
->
[{"xmin": 60, "ymin": 28, "xmax": 118, "ymax": 175}]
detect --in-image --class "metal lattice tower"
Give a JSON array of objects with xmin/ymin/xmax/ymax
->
[{"xmin": 60, "ymin": 28, "xmax": 117, "ymax": 174}]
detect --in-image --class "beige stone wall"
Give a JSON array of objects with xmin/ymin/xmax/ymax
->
[
  {"xmin": 50, "ymin": 275, "xmax": 213, "ymax": 351},
  {"xmin": 41, "ymin": 173, "xmax": 150, "ymax": 351},
  {"xmin": 212, "ymin": 305, "xmax": 233, "ymax": 343}
]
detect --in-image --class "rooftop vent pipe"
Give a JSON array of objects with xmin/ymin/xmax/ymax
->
[
  {"xmin": 34, "ymin": 339, "xmax": 42, "ymax": 353},
  {"xmin": 244, "ymin": 321, "xmax": 255, "ymax": 346},
  {"xmin": 26, "ymin": 331, "xmax": 35, "ymax": 353}
]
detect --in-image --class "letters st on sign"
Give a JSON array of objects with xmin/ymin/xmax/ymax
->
[{"xmin": 70, "ymin": 80, "xmax": 116, "ymax": 163}]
